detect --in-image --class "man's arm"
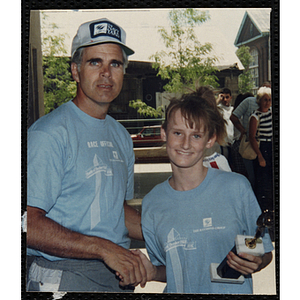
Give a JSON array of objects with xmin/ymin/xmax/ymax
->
[
  {"xmin": 124, "ymin": 201, "xmax": 143, "ymax": 241},
  {"xmin": 230, "ymin": 114, "xmax": 246, "ymax": 138},
  {"xmin": 27, "ymin": 205, "xmax": 147, "ymax": 287}
]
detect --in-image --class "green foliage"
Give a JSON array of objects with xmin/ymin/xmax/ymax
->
[
  {"xmin": 150, "ymin": 8, "xmax": 219, "ymax": 93},
  {"xmin": 42, "ymin": 13, "xmax": 76, "ymax": 114},
  {"xmin": 236, "ymin": 45, "xmax": 254, "ymax": 94},
  {"xmin": 129, "ymin": 100, "xmax": 164, "ymax": 118}
]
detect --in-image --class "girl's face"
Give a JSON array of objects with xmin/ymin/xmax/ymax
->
[
  {"xmin": 162, "ymin": 109, "xmax": 216, "ymax": 170},
  {"xmin": 259, "ymin": 94, "xmax": 272, "ymax": 112}
]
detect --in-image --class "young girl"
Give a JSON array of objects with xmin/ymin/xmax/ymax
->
[{"xmin": 138, "ymin": 86, "xmax": 273, "ymax": 294}]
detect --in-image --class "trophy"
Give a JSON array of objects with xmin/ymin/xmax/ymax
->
[{"xmin": 210, "ymin": 211, "xmax": 273, "ymax": 283}]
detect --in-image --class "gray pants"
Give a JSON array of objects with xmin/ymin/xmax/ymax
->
[{"xmin": 27, "ymin": 256, "xmax": 134, "ymax": 292}]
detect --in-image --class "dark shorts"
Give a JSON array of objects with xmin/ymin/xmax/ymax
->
[{"xmin": 27, "ymin": 256, "xmax": 135, "ymax": 293}]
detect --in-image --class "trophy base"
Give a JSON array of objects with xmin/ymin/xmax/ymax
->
[
  {"xmin": 235, "ymin": 235, "xmax": 265, "ymax": 256},
  {"xmin": 210, "ymin": 235, "xmax": 265, "ymax": 284},
  {"xmin": 210, "ymin": 263, "xmax": 245, "ymax": 284}
]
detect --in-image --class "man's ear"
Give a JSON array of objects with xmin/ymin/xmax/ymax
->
[
  {"xmin": 161, "ymin": 127, "xmax": 167, "ymax": 142},
  {"xmin": 206, "ymin": 134, "xmax": 217, "ymax": 149},
  {"xmin": 71, "ymin": 62, "xmax": 80, "ymax": 83}
]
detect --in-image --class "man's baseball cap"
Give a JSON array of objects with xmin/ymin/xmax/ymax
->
[{"xmin": 71, "ymin": 18, "xmax": 134, "ymax": 58}]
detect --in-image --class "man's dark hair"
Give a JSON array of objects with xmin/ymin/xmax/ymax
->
[{"xmin": 221, "ymin": 88, "xmax": 231, "ymax": 95}]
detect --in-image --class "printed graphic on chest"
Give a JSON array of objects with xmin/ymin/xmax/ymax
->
[{"xmin": 87, "ymin": 140, "xmax": 114, "ymax": 148}]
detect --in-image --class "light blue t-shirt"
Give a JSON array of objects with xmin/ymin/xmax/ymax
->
[
  {"xmin": 142, "ymin": 168, "xmax": 273, "ymax": 294},
  {"xmin": 27, "ymin": 100, "xmax": 135, "ymax": 261}
]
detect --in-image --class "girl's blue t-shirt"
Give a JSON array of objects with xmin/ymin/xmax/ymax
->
[
  {"xmin": 27, "ymin": 100, "xmax": 135, "ymax": 261},
  {"xmin": 142, "ymin": 168, "xmax": 274, "ymax": 294}
]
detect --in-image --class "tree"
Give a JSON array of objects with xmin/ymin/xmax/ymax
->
[
  {"xmin": 150, "ymin": 8, "xmax": 219, "ymax": 93},
  {"xmin": 236, "ymin": 45, "xmax": 254, "ymax": 93},
  {"xmin": 129, "ymin": 99, "xmax": 164, "ymax": 118},
  {"xmin": 129, "ymin": 9, "xmax": 219, "ymax": 118},
  {"xmin": 42, "ymin": 14, "xmax": 76, "ymax": 114}
]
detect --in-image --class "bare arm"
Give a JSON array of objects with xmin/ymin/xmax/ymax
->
[
  {"xmin": 249, "ymin": 116, "xmax": 266, "ymax": 167},
  {"xmin": 226, "ymin": 251, "xmax": 272, "ymax": 275},
  {"xmin": 27, "ymin": 205, "xmax": 147, "ymax": 287},
  {"xmin": 124, "ymin": 201, "xmax": 144, "ymax": 241},
  {"xmin": 230, "ymin": 114, "xmax": 246, "ymax": 139}
]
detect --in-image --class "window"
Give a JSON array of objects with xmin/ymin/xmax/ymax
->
[{"xmin": 249, "ymin": 48, "xmax": 259, "ymax": 94}]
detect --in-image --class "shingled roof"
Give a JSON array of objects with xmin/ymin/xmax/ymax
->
[{"xmin": 234, "ymin": 9, "xmax": 271, "ymax": 46}]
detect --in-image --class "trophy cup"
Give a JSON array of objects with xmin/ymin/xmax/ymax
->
[{"xmin": 210, "ymin": 211, "xmax": 273, "ymax": 283}]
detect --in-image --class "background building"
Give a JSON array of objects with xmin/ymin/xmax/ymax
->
[{"xmin": 234, "ymin": 10, "xmax": 271, "ymax": 94}]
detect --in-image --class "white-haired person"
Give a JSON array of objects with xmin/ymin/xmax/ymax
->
[{"xmin": 249, "ymin": 86, "xmax": 273, "ymax": 213}]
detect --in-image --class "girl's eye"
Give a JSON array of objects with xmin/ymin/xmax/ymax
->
[
  {"xmin": 174, "ymin": 132, "xmax": 181, "ymax": 136},
  {"xmin": 194, "ymin": 134, "xmax": 200, "ymax": 139}
]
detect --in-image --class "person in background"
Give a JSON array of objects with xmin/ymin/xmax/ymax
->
[
  {"xmin": 230, "ymin": 82, "xmax": 271, "ymax": 190},
  {"xmin": 26, "ymin": 18, "xmax": 147, "ymax": 292},
  {"xmin": 249, "ymin": 87, "xmax": 273, "ymax": 213},
  {"xmin": 216, "ymin": 88, "xmax": 234, "ymax": 165},
  {"xmin": 203, "ymin": 151, "xmax": 231, "ymax": 172},
  {"xmin": 138, "ymin": 86, "xmax": 273, "ymax": 294},
  {"xmin": 230, "ymin": 92, "xmax": 254, "ymax": 177}
]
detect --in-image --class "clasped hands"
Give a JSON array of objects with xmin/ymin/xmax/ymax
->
[{"xmin": 114, "ymin": 249, "xmax": 263, "ymax": 288}]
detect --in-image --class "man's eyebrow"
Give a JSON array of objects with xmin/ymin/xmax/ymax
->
[
  {"xmin": 86, "ymin": 58, "xmax": 102, "ymax": 63},
  {"xmin": 111, "ymin": 59, "xmax": 124, "ymax": 65},
  {"xmin": 86, "ymin": 58, "xmax": 124, "ymax": 65}
]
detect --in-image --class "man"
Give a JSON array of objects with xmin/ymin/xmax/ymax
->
[
  {"xmin": 217, "ymin": 88, "xmax": 234, "ymax": 163},
  {"xmin": 230, "ymin": 82, "xmax": 271, "ymax": 189},
  {"xmin": 26, "ymin": 18, "xmax": 147, "ymax": 292}
]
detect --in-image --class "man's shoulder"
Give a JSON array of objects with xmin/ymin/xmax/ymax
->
[
  {"xmin": 28, "ymin": 101, "xmax": 74, "ymax": 138},
  {"xmin": 142, "ymin": 180, "xmax": 168, "ymax": 206},
  {"xmin": 233, "ymin": 97, "xmax": 256, "ymax": 115}
]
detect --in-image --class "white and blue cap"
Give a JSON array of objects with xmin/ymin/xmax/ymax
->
[{"xmin": 71, "ymin": 18, "xmax": 134, "ymax": 58}]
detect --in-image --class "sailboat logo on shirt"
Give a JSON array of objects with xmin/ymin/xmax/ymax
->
[
  {"xmin": 85, "ymin": 155, "xmax": 113, "ymax": 178},
  {"xmin": 203, "ymin": 218, "xmax": 212, "ymax": 228},
  {"xmin": 165, "ymin": 228, "xmax": 196, "ymax": 252}
]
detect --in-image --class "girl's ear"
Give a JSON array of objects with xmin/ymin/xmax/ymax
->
[
  {"xmin": 206, "ymin": 134, "xmax": 217, "ymax": 149},
  {"xmin": 161, "ymin": 127, "xmax": 167, "ymax": 142}
]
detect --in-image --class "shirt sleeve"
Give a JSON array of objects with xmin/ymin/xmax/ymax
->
[
  {"xmin": 142, "ymin": 197, "xmax": 166, "ymax": 266},
  {"xmin": 125, "ymin": 138, "xmax": 135, "ymax": 201},
  {"xmin": 232, "ymin": 98, "xmax": 249, "ymax": 119},
  {"xmin": 27, "ymin": 130, "xmax": 65, "ymax": 212}
]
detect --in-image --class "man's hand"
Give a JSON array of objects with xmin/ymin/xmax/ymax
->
[
  {"xmin": 101, "ymin": 244, "xmax": 147, "ymax": 288},
  {"xmin": 226, "ymin": 251, "xmax": 272, "ymax": 275}
]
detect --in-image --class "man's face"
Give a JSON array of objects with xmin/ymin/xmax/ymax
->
[
  {"xmin": 219, "ymin": 93, "xmax": 232, "ymax": 106},
  {"xmin": 72, "ymin": 43, "xmax": 124, "ymax": 108}
]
